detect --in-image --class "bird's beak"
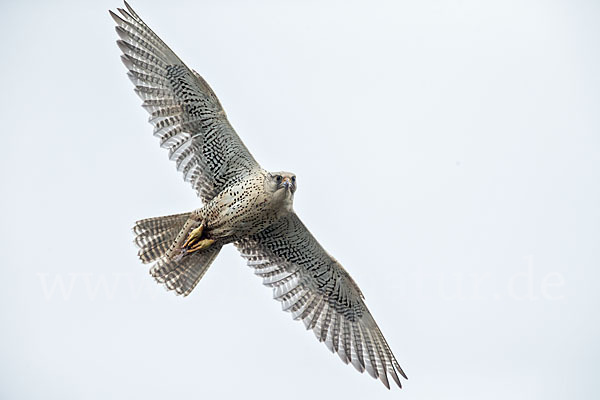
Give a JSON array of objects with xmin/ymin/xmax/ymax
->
[{"xmin": 282, "ymin": 177, "xmax": 291, "ymax": 188}]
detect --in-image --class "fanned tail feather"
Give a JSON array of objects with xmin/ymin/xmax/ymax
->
[
  {"xmin": 133, "ymin": 212, "xmax": 222, "ymax": 296},
  {"xmin": 133, "ymin": 212, "xmax": 191, "ymax": 263},
  {"xmin": 150, "ymin": 247, "xmax": 221, "ymax": 296}
]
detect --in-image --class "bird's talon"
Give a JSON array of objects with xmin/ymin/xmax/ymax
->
[
  {"xmin": 187, "ymin": 239, "xmax": 215, "ymax": 253},
  {"xmin": 182, "ymin": 225, "xmax": 204, "ymax": 248}
]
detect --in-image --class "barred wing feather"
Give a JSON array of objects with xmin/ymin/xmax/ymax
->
[
  {"xmin": 111, "ymin": 2, "xmax": 260, "ymax": 202},
  {"xmin": 236, "ymin": 213, "xmax": 407, "ymax": 389}
]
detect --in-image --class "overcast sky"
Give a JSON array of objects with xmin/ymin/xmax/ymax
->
[{"xmin": 1, "ymin": 0, "xmax": 599, "ymax": 399}]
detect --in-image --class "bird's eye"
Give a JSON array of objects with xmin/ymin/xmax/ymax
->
[
  {"xmin": 276, "ymin": 175, "xmax": 282, "ymax": 182},
  {"xmin": 291, "ymin": 176, "xmax": 296, "ymax": 183}
]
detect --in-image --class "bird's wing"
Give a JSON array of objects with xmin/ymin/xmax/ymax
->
[
  {"xmin": 111, "ymin": 2, "xmax": 260, "ymax": 202},
  {"xmin": 235, "ymin": 213, "xmax": 407, "ymax": 389}
]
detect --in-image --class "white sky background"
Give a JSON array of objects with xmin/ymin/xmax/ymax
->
[{"xmin": 1, "ymin": 0, "xmax": 599, "ymax": 398}]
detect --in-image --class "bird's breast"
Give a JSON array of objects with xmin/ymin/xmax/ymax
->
[{"xmin": 203, "ymin": 179, "xmax": 288, "ymax": 239}]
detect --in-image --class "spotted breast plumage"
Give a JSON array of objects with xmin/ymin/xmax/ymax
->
[{"xmin": 111, "ymin": 1, "xmax": 407, "ymax": 389}]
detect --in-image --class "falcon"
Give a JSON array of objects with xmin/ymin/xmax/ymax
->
[{"xmin": 110, "ymin": 1, "xmax": 407, "ymax": 389}]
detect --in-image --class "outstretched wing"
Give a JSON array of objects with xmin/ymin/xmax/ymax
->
[
  {"xmin": 235, "ymin": 213, "xmax": 407, "ymax": 389},
  {"xmin": 110, "ymin": 2, "xmax": 260, "ymax": 202}
]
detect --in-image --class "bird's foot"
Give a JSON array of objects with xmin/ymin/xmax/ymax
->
[
  {"xmin": 182, "ymin": 224, "xmax": 215, "ymax": 253},
  {"xmin": 186, "ymin": 238, "xmax": 215, "ymax": 253},
  {"xmin": 182, "ymin": 225, "xmax": 204, "ymax": 248}
]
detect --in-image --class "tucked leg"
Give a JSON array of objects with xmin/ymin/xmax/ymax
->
[
  {"xmin": 182, "ymin": 223, "xmax": 215, "ymax": 253},
  {"xmin": 183, "ymin": 225, "xmax": 204, "ymax": 248}
]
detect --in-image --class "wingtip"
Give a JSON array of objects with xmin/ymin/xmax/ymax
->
[
  {"xmin": 379, "ymin": 373, "xmax": 391, "ymax": 390},
  {"xmin": 351, "ymin": 357, "xmax": 365, "ymax": 373},
  {"xmin": 117, "ymin": 7, "xmax": 131, "ymax": 20},
  {"xmin": 390, "ymin": 368, "xmax": 403, "ymax": 389},
  {"xmin": 336, "ymin": 349, "xmax": 350, "ymax": 365},
  {"xmin": 114, "ymin": 25, "xmax": 129, "ymax": 41},
  {"xmin": 124, "ymin": 1, "xmax": 139, "ymax": 19},
  {"xmin": 397, "ymin": 363, "xmax": 408, "ymax": 380},
  {"xmin": 109, "ymin": 9, "xmax": 126, "ymax": 25},
  {"xmin": 116, "ymin": 39, "xmax": 128, "ymax": 53},
  {"xmin": 126, "ymin": 71, "xmax": 138, "ymax": 85},
  {"xmin": 120, "ymin": 54, "xmax": 134, "ymax": 70}
]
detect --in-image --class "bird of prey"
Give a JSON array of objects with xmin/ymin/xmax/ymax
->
[{"xmin": 110, "ymin": 1, "xmax": 407, "ymax": 389}]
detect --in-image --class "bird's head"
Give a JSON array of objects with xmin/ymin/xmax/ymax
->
[
  {"xmin": 266, "ymin": 171, "xmax": 297, "ymax": 209},
  {"xmin": 268, "ymin": 171, "xmax": 297, "ymax": 194}
]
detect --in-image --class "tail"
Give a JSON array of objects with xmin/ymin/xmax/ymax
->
[{"xmin": 133, "ymin": 213, "xmax": 222, "ymax": 296}]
